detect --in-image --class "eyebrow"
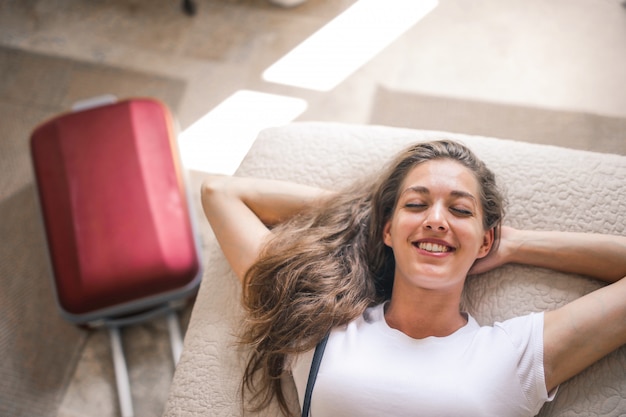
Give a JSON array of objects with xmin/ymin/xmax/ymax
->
[{"xmin": 402, "ymin": 186, "xmax": 478, "ymax": 203}]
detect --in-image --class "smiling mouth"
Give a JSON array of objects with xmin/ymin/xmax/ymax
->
[{"xmin": 414, "ymin": 242, "xmax": 454, "ymax": 253}]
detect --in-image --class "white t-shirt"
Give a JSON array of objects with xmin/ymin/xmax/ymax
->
[{"xmin": 291, "ymin": 303, "xmax": 554, "ymax": 417}]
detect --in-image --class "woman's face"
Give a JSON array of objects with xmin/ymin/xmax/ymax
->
[{"xmin": 383, "ymin": 159, "xmax": 494, "ymax": 293}]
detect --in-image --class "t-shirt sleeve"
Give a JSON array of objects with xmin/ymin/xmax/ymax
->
[{"xmin": 495, "ymin": 312, "xmax": 556, "ymax": 413}]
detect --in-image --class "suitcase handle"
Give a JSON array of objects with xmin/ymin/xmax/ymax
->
[{"xmin": 108, "ymin": 308, "xmax": 184, "ymax": 417}]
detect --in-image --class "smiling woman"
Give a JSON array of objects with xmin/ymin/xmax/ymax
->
[
  {"xmin": 200, "ymin": 139, "xmax": 626, "ymax": 417},
  {"xmin": 382, "ymin": 159, "xmax": 496, "ymax": 338}
]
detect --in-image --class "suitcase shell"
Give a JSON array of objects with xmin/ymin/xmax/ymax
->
[{"xmin": 30, "ymin": 98, "xmax": 201, "ymax": 324}]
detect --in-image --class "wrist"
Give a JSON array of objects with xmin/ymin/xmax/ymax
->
[{"xmin": 500, "ymin": 226, "xmax": 526, "ymax": 265}]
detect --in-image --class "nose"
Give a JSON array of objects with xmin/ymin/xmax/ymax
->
[{"xmin": 423, "ymin": 204, "xmax": 448, "ymax": 232}]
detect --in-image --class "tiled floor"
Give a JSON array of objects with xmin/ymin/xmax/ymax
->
[{"xmin": 1, "ymin": 0, "xmax": 625, "ymax": 416}]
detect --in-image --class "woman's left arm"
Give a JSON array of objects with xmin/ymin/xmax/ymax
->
[
  {"xmin": 543, "ymin": 275, "xmax": 626, "ymax": 392},
  {"xmin": 506, "ymin": 228, "xmax": 626, "ymax": 283},
  {"xmin": 478, "ymin": 227, "xmax": 626, "ymax": 392},
  {"xmin": 470, "ymin": 226, "xmax": 626, "ymax": 282}
]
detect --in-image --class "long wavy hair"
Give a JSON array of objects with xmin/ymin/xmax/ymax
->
[{"xmin": 239, "ymin": 140, "xmax": 505, "ymax": 416}]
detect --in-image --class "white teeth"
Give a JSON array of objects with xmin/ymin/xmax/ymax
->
[{"xmin": 417, "ymin": 242, "xmax": 449, "ymax": 253}]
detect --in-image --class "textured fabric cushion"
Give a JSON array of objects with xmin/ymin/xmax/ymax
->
[{"xmin": 164, "ymin": 122, "xmax": 626, "ymax": 417}]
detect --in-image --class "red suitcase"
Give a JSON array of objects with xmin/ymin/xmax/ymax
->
[{"xmin": 30, "ymin": 97, "xmax": 202, "ymax": 417}]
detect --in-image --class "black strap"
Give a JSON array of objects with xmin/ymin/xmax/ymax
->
[{"xmin": 301, "ymin": 332, "xmax": 330, "ymax": 417}]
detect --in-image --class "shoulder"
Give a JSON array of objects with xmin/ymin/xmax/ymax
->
[
  {"xmin": 289, "ymin": 303, "xmax": 385, "ymax": 369},
  {"xmin": 493, "ymin": 312, "xmax": 544, "ymax": 343},
  {"xmin": 469, "ymin": 313, "xmax": 546, "ymax": 385},
  {"xmin": 471, "ymin": 312, "xmax": 545, "ymax": 362}
]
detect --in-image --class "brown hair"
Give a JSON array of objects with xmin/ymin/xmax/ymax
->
[{"xmin": 240, "ymin": 140, "xmax": 505, "ymax": 416}]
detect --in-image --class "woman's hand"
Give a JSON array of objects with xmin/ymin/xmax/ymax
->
[{"xmin": 468, "ymin": 226, "xmax": 518, "ymax": 275}]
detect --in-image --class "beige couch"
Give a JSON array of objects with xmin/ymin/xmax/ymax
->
[{"xmin": 164, "ymin": 122, "xmax": 626, "ymax": 417}]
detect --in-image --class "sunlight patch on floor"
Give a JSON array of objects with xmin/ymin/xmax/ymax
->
[
  {"xmin": 178, "ymin": 90, "xmax": 307, "ymax": 174},
  {"xmin": 262, "ymin": 0, "xmax": 439, "ymax": 91},
  {"xmin": 179, "ymin": 0, "xmax": 438, "ymax": 174}
]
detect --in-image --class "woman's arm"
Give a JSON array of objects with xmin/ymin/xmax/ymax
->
[
  {"xmin": 470, "ymin": 227, "xmax": 626, "ymax": 392},
  {"xmin": 506, "ymin": 228, "xmax": 626, "ymax": 283},
  {"xmin": 200, "ymin": 175, "xmax": 333, "ymax": 282},
  {"xmin": 470, "ymin": 226, "xmax": 626, "ymax": 282},
  {"xmin": 543, "ymin": 277, "xmax": 626, "ymax": 392}
]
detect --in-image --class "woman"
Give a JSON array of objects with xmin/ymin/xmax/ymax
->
[{"xmin": 201, "ymin": 140, "xmax": 626, "ymax": 417}]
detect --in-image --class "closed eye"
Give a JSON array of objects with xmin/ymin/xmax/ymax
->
[
  {"xmin": 451, "ymin": 207, "xmax": 473, "ymax": 216},
  {"xmin": 405, "ymin": 203, "xmax": 427, "ymax": 210}
]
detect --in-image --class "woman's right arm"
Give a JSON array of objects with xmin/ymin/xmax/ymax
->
[{"xmin": 200, "ymin": 175, "xmax": 334, "ymax": 282}]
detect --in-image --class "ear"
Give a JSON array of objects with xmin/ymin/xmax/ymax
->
[
  {"xmin": 383, "ymin": 220, "xmax": 393, "ymax": 247},
  {"xmin": 476, "ymin": 228, "xmax": 495, "ymax": 259}
]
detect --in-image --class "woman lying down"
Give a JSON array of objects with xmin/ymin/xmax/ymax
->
[{"xmin": 201, "ymin": 140, "xmax": 626, "ymax": 417}]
